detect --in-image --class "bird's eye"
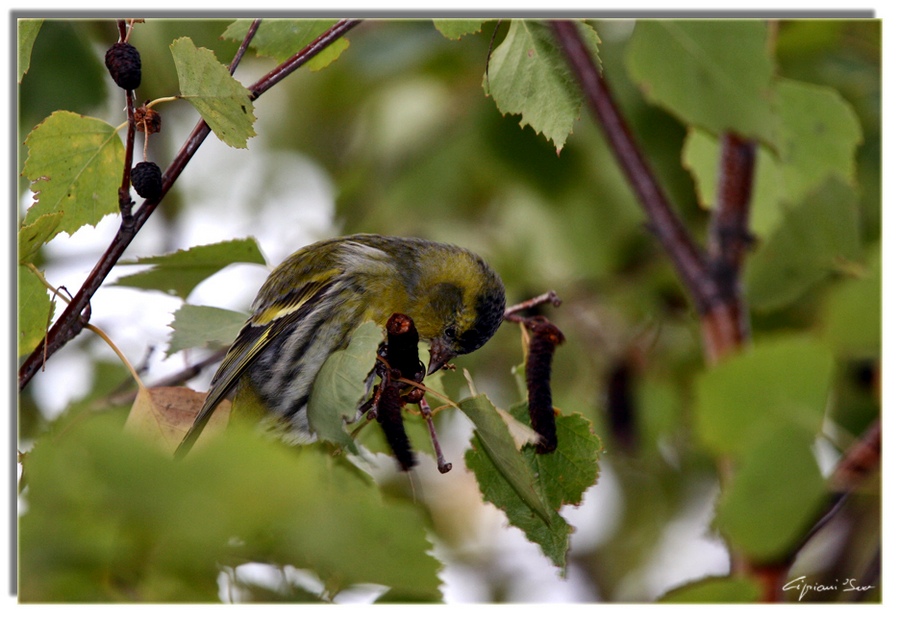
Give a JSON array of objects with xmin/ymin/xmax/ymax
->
[{"xmin": 444, "ymin": 326, "xmax": 457, "ymax": 341}]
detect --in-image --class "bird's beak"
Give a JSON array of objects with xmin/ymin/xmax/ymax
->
[{"xmin": 427, "ymin": 338, "xmax": 454, "ymax": 375}]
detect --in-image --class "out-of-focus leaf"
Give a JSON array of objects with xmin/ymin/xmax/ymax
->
[
  {"xmin": 746, "ymin": 178, "xmax": 862, "ymax": 311},
  {"xmin": 17, "ymin": 265, "xmax": 54, "ymax": 357},
  {"xmin": 434, "ymin": 19, "xmax": 488, "ymax": 40},
  {"xmin": 166, "ymin": 304, "xmax": 247, "ymax": 357},
  {"xmin": 112, "ymin": 238, "xmax": 266, "ymax": 299},
  {"xmin": 695, "ymin": 334, "xmax": 833, "ymax": 458},
  {"xmin": 681, "ymin": 128, "xmax": 718, "ymax": 209},
  {"xmin": 485, "ymin": 20, "xmax": 600, "ymax": 151},
  {"xmin": 221, "ymin": 19, "xmax": 350, "ymax": 70},
  {"xmin": 660, "ymin": 576, "xmax": 763, "ymax": 602},
  {"xmin": 18, "ymin": 19, "xmax": 43, "ymax": 82},
  {"xmin": 716, "ymin": 426, "xmax": 827, "ymax": 562},
  {"xmin": 822, "ymin": 244, "xmax": 881, "ymax": 357},
  {"xmin": 170, "ymin": 37, "xmax": 256, "ymax": 148},
  {"xmin": 774, "ymin": 79, "xmax": 863, "ymax": 204},
  {"xmin": 681, "ymin": 78, "xmax": 861, "ymax": 243},
  {"xmin": 626, "ymin": 20, "xmax": 776, "ymax": 143},
  {"xmin": 18, "ymin": 211, "xmax": 63, "ymax": 262},
  {"xmin": 307, "ymin": 321, "xmax": 383, "ymax": 452},
  {"xmin": 22, "ymin": 111, "xmax": 123, "ymax": 236},
  {"xmin": 20, "ymin": 414, "xmax": 442, "ymax": 602}
]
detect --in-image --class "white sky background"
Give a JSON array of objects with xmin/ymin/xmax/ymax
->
[{"xmin": 5, "ymin": 1, "xmax": 897, "ymax": 615}]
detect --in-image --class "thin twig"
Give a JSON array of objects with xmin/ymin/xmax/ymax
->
[
  {"xmin": 115, "ymin": 18, "xmax": 138, "ymax": 226},
  {"xmin": 830, "ymin": 418, "xmax": 881, "ymax": 492},
  {"xmin": 248, "ymin": 19, "xmax": 362, "ymax": 99},
  {"xmin": 503, "ymin": 290, "xmax": 561, "ymax": 321},
  {"xmin": 102, "ymin": 348, "xmax": 229, "ymax": 408},
  {"xmin": 86, "ymin": 324, "xmax": 146, "ymax": 390},
  {"xmin": 18, "ymin": 19, "xmax": 362, "ymax": 391},
  {"xmin": 228, "ymin": 18, "xmax": 261, "ymax": 75},
  {"xmin": 420, "ymin": 398, "xmax": 452, "ymax": 473}
]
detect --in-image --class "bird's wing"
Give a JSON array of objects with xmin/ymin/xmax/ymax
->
[{"xmin": 174, "ymin": 278, "xmax": 333, "ymax": 458}]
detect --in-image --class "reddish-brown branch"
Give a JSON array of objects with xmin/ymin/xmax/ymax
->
[
  {"xmin": 709, "ymin": 133, "xmax": 756, "ymax": 279},
  {"xmin": 228, "ymin": 18, "xmax": 261, "ymax": 75},
  {"xmin": 552, "ymin": 19, "xmax": 770, "ymax": 593},
  {"xmin": 703, "ymin": 133, "xmax": 757, "ymax": 359},
  {"xmin": 551, "ymin": 20, "xmax": 762, "ymax": 366},
  {"xmin": 18, "ymin": 19, "xmax": 362, "ymax": 391},
  {"xmin": 830, "ymin": 418, "xmax": 881, "ymax": 492}
]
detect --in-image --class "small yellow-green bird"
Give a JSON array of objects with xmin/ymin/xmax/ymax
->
[{"xmin": 175, "ymin": 234, "xmax": 506, "ymax": 457}]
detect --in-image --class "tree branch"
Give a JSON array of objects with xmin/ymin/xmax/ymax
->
[
  {"xmin": 551, "ymin": 19, "xmax": 767, "ymax": 590},
  {"xmin": 703, "ymin": 133, "xmax": 756, "ymax": 359},
  {"xmin": 18, "ymin": 18, "xmax": 362, "ymax": 391},
  {"xmin": 551, "ymin": 20, "xmax": 761, "ymax": 365},
  {"xmin": 550, "ymin": 20, "xmax": 718, "ymax": 315}
]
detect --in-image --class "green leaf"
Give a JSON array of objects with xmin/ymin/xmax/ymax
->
[
  {"xmin": 746, "ymin": 178, "xmax": 862, "ymax": 311},
  {"xmin": 463, "ymin": 397, "xmax": 601, "ymax": 570},
  {"xmin": 822, "ymin": 244, "xmax": 880, "ymax": 357},
  {"xmin": 18, "ymin": 211, "xmax": 63, "ymax": 262},
  {"xmin": 695, "ymin": 334, "xmax": 834, "ymax": 458},
  {"xmin": 485, "ymin": 20, "xmax": 600, "ymax": 151},
  {"xmin": 466, "ymin": 434, "xmax": 572, "ymax": 569},
  {"xmin": 681, "ymin": 78, "xmax": 862, "ymax": 242},
  {"xmin": 222, "ymin": 19, "xmax": 350, "ymax": 70},
  {"xmin": 17, "ymin": 265, "xmax": 54, "ymax": 357},
  {"xmin": 22, "ymin": 111, "xmax": 124, "ymax": 236},
  {"xmin": 434, "ymin": 19, "xmax": 489, "ymax": 40},
  {"xmin": 166, "ymin": 304, "xmax": 247, "ymax": 357},
  {"xmin": 307, "ymin": 321, "xmax": 383, "ymax": 452},
  {"xmin": 20, "ymin": 414, "xmax": 442, "ymax": 602},
  {"xmin": 511, "ymin": 402, "xmax": 601, "ymax": 510},
  {"xmin": 170, "ymin": 37, "xmax": 256, "ymax": 148},
  {"xmin": 774, "ymin": 79, "xmax": 863, "ymax": 204},
  {"xmin": 681, "ymin": 128, "xmax": 718, "ymax": 209},
  {"xmin": 716, "ymin": 426, "xmax": 827, "ymax": 562},
  {"xmin": 18, "ymin": 19, "xmax": 43, "ymax": 82},
  {"xmin": 305, "ymin": 37, "xmax": 350, "ymax": 72},
  {"xmin": 112, "ymin": 238, "xmax": 267, "ymax": 299},
  {"xmin": 460, "ymin": 394, "xmax": 553, "ymax": 524},
  {"xmin": 660, "ymin": 576, "xmax": 763, "ymax": 602},
  {"xmin": 626, "ymin": 20, "xmax": 776, "ymax": 143}
]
